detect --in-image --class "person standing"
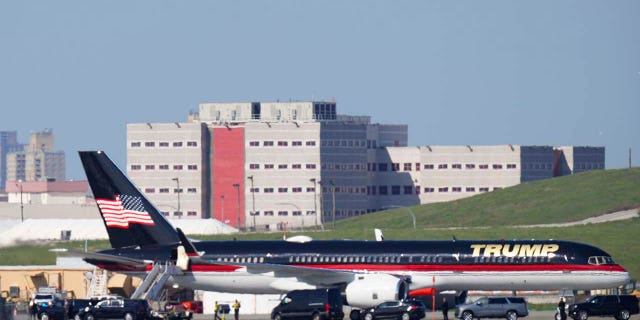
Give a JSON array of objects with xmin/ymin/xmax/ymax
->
[
  {"xmin": 558, "ymin": 298, "xmax": 567, "ymax": 320},
  {"xmin": 232, "ymin": 300, "xmax": 241, "ymax": 320},
  {"xmin": 441, "ymin": 297, "xmax": 449, "ymax": 320},
  {"xmin": 214, "ymin": 301, "xmax": 220, "ymax": 320}
]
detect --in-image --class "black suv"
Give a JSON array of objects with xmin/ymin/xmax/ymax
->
[
  {"xmin": 271, "ymin": 289, "xmax": 344, "ymax": 320},
  {"xmin": 569, "ymin": 295, "xmax": 639, "ymax": 320},
  {"xmin": 359, "ymin": 300, "xmax": 426, "ymax": 320},
  {"xmin": 76, "ymin": 298, "xmax": 151, "ymax": 320},
  {"xmin": 36, "ymin": 297, "xmax": 68, "ymax": 320}
]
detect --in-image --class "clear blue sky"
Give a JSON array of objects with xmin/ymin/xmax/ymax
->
[{"xmin": 1, "ymin": 1, "xmax": 639, "ymax": 179}]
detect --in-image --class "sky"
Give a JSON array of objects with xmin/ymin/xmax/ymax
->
[{"xmin": 1, "ymin": 1, "xmax": 639, "ymax": 180}]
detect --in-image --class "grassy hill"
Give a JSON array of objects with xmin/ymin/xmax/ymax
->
[{"xmin": 0, "ymin": 168, "xmax": 638, "ymax": 279}]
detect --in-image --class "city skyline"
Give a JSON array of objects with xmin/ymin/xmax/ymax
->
[{"xmin": 1, "ymin": 1, "xmax": 638, "ymax": 179}]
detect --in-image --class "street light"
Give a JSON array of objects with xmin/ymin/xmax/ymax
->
[
  {"xmin": 233, "ymin": 183, "xmax": 241, "ymax": 230},
  {"xmin": 172, "ymin": 178, "xmax": 181, "ymax": 219},
  {"xmin": 317, "ymin": 180, "xmax": 326, "ymax": 230},
  {"xmin": 277, "ymin": 202, "xmax": 303, "ymax": 231},
  {"xmin": 220, "ymin": 195, "xmax": 225, "ymax": 224},
  {"xmin": 247, "ymin": 175, "xmax": 256, "ymax": 230},
  {"xmin": 16, "ymin": 180, "xmax": 24, "ymax": 222},
  {"xmin": 329, "ymin": 180, "xmax": 336, "ymax": 230},
  {"xmin": 382, "ymin": 205, "xmax": 417, "ymax": 229},
  {"xmin": 310, "ymin": 178, "xmax": 318, "ymax": 228}
]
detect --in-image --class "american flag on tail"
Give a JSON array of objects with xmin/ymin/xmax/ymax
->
[{"xmin": 95, "ymin": 194, "xmax": 155, "ymax": 228}]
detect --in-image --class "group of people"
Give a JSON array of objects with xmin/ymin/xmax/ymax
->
[{"xmin": 213, "ymin": 300, "xmax": 241, "ymax": 320}]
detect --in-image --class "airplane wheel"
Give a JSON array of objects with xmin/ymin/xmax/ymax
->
[
  {"xmin": 462, "ymin": 311, "xmax": 474, "ymax": 320},
  {"xmin": 619, "ymin": 310, "xmax": 630, "ymax": 320},
  {"xmin": 506, "ymin": 311, "xmax": 517, "ymax": 320},
  {"xmin": 578, "ymin": 311, "xmax": 588, "ymax": 320}
]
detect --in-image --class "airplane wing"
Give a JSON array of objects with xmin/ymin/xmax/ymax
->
[{"xmin": 63, "ymin": 250, "xmax": 151, "ymax": 267}]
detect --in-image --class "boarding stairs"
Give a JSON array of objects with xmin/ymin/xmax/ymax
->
[
  {"xmin": 130, "ymin": 262, "xmax": 183, "ymax": 300},
  {"xmin": 87, "ymin": 268, "xmax": 109, "ymax": 298}
]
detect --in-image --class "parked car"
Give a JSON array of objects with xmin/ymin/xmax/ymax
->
[
  {"xmin": 359, "ymin": 300, "xmax": 426, "ymax": 320},
  {"xmin": 36, "ymin": 297, "xmax": 67, "ymax": 320},
  {"xmin": 455, "ymin": 297, "xmax": 528, "ymax": 320},
  {"xmin": 76, "ymin": 298, "xmax": 151, "ymax": 320},
  {"xmin": 568, "ymin": 295, "xmax": 639, "ymax": 320},
  {"xmin": 271, "ymin": 288, "xmax": 344, "ymax": 320}
]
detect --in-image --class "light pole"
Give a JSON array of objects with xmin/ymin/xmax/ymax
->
[
  {"xmin": 276, "ymin": 202, "xmax": 303, "ymax": 231},
  {"xmin": 310, "ymin": 178, "xmax": 318, "ymax": 228},
  {"xmin": 233, "ymin": 183, "xmax": 241, "ymax": 230},
  {"xmin": 330, "ymin": 179, "xmax": 336, "ymax": 229},
  {"xmin": 247, "ymin": 176, "xmax": 256, "ymax": 230},
  {"xmin": 220, "ymin": 195, "xmax": 225, "ymax": 224},
  {"xmin": 172, "ymin": 178, "xmax": 181, "ymax": 218},
  {"xmin": 17, "ymin": 180, "xmax": 24, "ymax": 222},
  {"xmin": 382, "ymin": 205, "xmax": 417, "ymax": 229}
]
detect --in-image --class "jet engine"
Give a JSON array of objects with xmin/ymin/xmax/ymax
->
[{"xmin": 345, "ymin": 274, "xmax": 409, "ymax": 308}]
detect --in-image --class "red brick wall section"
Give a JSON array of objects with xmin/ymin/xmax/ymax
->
[{"xmin": 211, "ymin": 128, "xmax": 245, "ymax": 228}]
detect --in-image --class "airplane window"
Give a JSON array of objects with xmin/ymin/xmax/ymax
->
[
  {"xmin": 420, "ymin": 256, "xmax": 425, "ymax": 263},
  {"xmin": 289, "ymin": 257, "xmax": 294, "ymax": 262},
  {"xmin": 312, "ymin": 257, "xmax": 318, "ymax": 263},
  {"xmin": 260, "ymin": 257, "xmax": 264, "ymax": 263},
  {"xmin": 496, "ymin": 256, "xmax": 503, "ymax": 263},
  {"xmin": 331, "ymin": 257, "xmax": 336, "ymax": 263},
  {"xmin": 337, "ymin": 257, "xmax": 342, "ymax": 263},
  {"xmin": 384, "ymin": 256, "xmax": 390, "ymax": 263},
  {"xmin": 348, "ymin": 257, "xmax": 353, "ymax": 263},
  {"xmin": 408, "ymin": 256, "xmax": 413, "ymax": 263}
]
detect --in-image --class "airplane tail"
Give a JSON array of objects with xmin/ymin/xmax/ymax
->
[{"xmin": 79, "ymin": 151, "xmax": 180, "ymax": 249}]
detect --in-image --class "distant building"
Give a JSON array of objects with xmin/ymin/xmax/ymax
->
[
  {"xmin": 0, "ymin": 131, "xmax": 25, "ymax": 190},
  {"xmin": 6, "ymin": 129, "xmax": 65, "ymax": 182},
  {"xmin": 126, "ymin": 101, "xmax": 604, "ymax": 230},
  {"xmin": 4, "ymin": 180, "xmax": 89, "ymax": 205}
]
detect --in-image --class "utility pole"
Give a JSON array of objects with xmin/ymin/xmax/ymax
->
[
  {"xmin": 247, "ymin": 175, "xmax": 256, "ymax": 231},
  {"xmin": 318, "ymin": 180, "xmax": 325, "ymax": 230},
  {"xmin": 172, "ymin": 178, "xmax": 181, "ymax": 218},
  {"xmin": 330, "ymin": 179, "xmax": 336, "ymax": 230},
  {"xmin": 220, "ymin": 195, "xmax": 225, "ymax": 224},
  {"xmin": 233, "ymin": 183, "xmax": 241, "ymax": 230},
  {"xmin": 310, "ymin": 178, "xmax": 318, "ymax": 228},
  {"xmin": 18, "ymin": 180, "xmax": 24, "ymax": 222}
]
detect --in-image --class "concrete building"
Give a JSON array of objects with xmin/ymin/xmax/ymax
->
[
  {"xmin": 6, "ymin": 129, "xmax": 65, "ymax": 182},
  {"xmin": 126, "ymin": 101, "xmax": 604, "ymax": 230},
  {"xmin": 4, "ymin": 180, "xmax": 89, "ymax": 205},
  {"xmin": 0, "ymin": 131, "xmax": 25, "ymax": 190}
]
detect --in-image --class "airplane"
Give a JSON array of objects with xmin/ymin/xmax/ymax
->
[{"xmin": 78, "ymin": 150, "xmax": 630, "ymax": 308}]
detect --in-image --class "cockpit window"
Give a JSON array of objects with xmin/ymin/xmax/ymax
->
[{"xmin": 588, "ymin": 256, "xmax": 615, "ymax": 265}]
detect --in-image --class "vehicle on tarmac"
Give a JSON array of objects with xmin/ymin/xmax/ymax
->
[
  {"xmin": 270, "ymin": 288, "xmax": 344, "ymax": 320},
  {"xmin": 568, "ymin": 295, "xmax": 639, "ymax": 320},
  {"xmin": 36, "ymin": 297, "xmax": 67, "ymax": 320},
  {"xmin": 75, "ymin": 298, "xmax": 151, "ymax": 320},
  {"xmin": 455, "ymin": 297, "xmax": 528, "ymax": 320},
  {"xmin": 358, "ymin": 300, "xmax": 426, "ymax": 320}
]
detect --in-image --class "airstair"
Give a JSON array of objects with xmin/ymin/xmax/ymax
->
[
  {"xmin": 130, "ymin": 262, "xmax": 183, "ymax": 300},
  {"xmin": 87, "ymin": 268, "xmax": 109, "ymax": 298}
]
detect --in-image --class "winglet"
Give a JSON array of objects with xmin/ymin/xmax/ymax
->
[{"xmin": 177, "ymin": 228, "xmax": 199, "ymax": 257}]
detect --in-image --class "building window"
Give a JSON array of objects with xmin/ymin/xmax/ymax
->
[
  {"xmin": 264, "ymin": 211, "xmax": 274, "ymax": 216},
  {"xmin": 306, "ymin": 187, "xmax": 315, "ymax": 192},
  {"xmin": 438, "ymin": 187, "xmax": 449, "ymax": 193},
  {"xmin": 145, "ymin": 165, "xmax": 155, "ymax": 170},
  {"xmin": 145, "ymin": 142, "xmax": 155, "ymax": 147},
  {"xmin": 379, "ymin": 186, "xmax": 388, "ymax": 195},
  {"xmin": 130, "ymin": 165, "xmax": 141, "ymax": 171},
  {"xmin": 161, "ymin": 211, "xmax": 169, "ymax": 216},
  {"xmin": 187, "ymin": 188, "xmax": 197, "ymax": 193},
  {"xmin": 466, "ymin": 164, "xmax": 476, "ymax": 169},
  {"xmin": 306, "ymin": 164, "xmax": 317, "ymax": 169},
  {"xmin": 452, "ymin": 164, "xmax": 462, "ymax": 169},
  {"xmin": 173, "ymin": 142, "xmax": 183, "ymax": 147},
  {"xmin": 479, "ymin": 187, "xmax": 489, "ymax": 192},
  {"xmin": 493, "ymin": 164, "xmax": 503, "ymax": 169},
  {"xmin": 263, "ymin": 141, "xmax": 274, "ymax": 146},
  {"xmin": 264, "ymin": 188, "xmax": 274, "ymax": 193},
  {"xmin": 159, "ymin": 142, "xmax": 169, "ymax": 147},
  {"xmin": 250, "ymin": 187, "xmax": 259, "ymax": 193},
  {"xmin": 187, "ymin": 141, "xmax": 198, "ymax": 147},
  {"xmin": 278, "ymin": 211, "xmax": 288, "ymax": 216},
  {"xmin": 403, "ymin": 186, "xmax": 413, "ymax": 194},
  {"xmin": 507, "ymin": 164, "xmax": 517, "ymax": 169},
  {"xmin": 159, "ymin": 188, "xmax": 170, "ymax": 193},
  {"xmin": 466, "ymin": 187, "xmax": 475, "ymax": 192},
  {"xmin": 278, "ymin": 141, "xmax": 288, "ymax": 147},
  {"xmin": 173, "ymin": 188, "xmax": 183, "ymax": 193},
  {"xmin": 249, "ymin": 141, "xmax": 259, "ymax": 147},
  {"xmin": 452, "ymin": 187, "xmax": 462, "ymax": 192},
  {"xmin": 415, "ymin": 186, "xmax": 420, "ymax": 194},
  {"xmin": 188, "ymin": 164, "xmax": 198, "ymax": 170},
  {"xmin": 130, "ymin": 142, "xmax": 141, "ymax": 147},
  {"xmin": 278, "ymin": 164, "xmax": 288, "ymax": 169},
  {"xmin": 391, "ymin": 185, "xmax": 401, "ymax": 195},
  {"xmin": 306, "ymin": 141, "xmax": 316, "ymax": 146},
  {"xmin": 173, "ymin": 165, "xmax": 183, "ymax": 170},
  {"xmin": 187, "ymin": 211, "xmax": 197, "ymax": 216},
  {"xmin": 306, "ymin": 211, "xmax": 315, "ymax": 216},
  {"xmin": 291, "ymin": 187, "xmax": 302, "ymax": 193},
  {"xmin": 378, "ymin": 163, "xmax": 388, "ymax": 171},
  {"xmin": 493, "ymin": 187, "xmax": 502, "ymax": 191},
  {"xmin": 479, "ymin": 164, "xmax": 489, "ymax": 169},
  {"xmin": 249, "ymin": 164, "xmax": 260, "ymax": 169},
  {"xmin": 292, "ymin": 141, "xmax": 302, "ymax": 146},
  {"xmin": 424, "ymin": 164, "xmax": 434, "ymax": 170},
  {"xmin": 264, "ymin": 164, "xmax": 274, "ymax": 169},
  {"xmin": 159, "ymin": 164, "xmax": 169, "ymax": 170},
  {"xmin": 145, "ymin": 188, "xmax": 155, "ymax": 193},
  {"xmin": 438, "ymin": 164, "xmax": 448, "ymax": 169},
  {"xmin": 278, "ymin": 187, "xmax": 288, "ymax": 193},
  {"xmin": 292, "ymin": 164, "xmax": 301, "ymax": 169},
  {"xmin": 392, "ymin": 163, "xmax": 400, "ymax": 171},
  {"xmin": 415, "ymin": 163, "xmax": 420, "ymax": 171},
  {"xmin": 403, "ymin": 163, "xmax": 412, "ymax": 171},
  {"xmin": 424, "ymin": 187, "xmax": 435, "ymax": 193},
  {"xmin": 292, "ymin": 211, "xmax": 302, "ymax": 216}
]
